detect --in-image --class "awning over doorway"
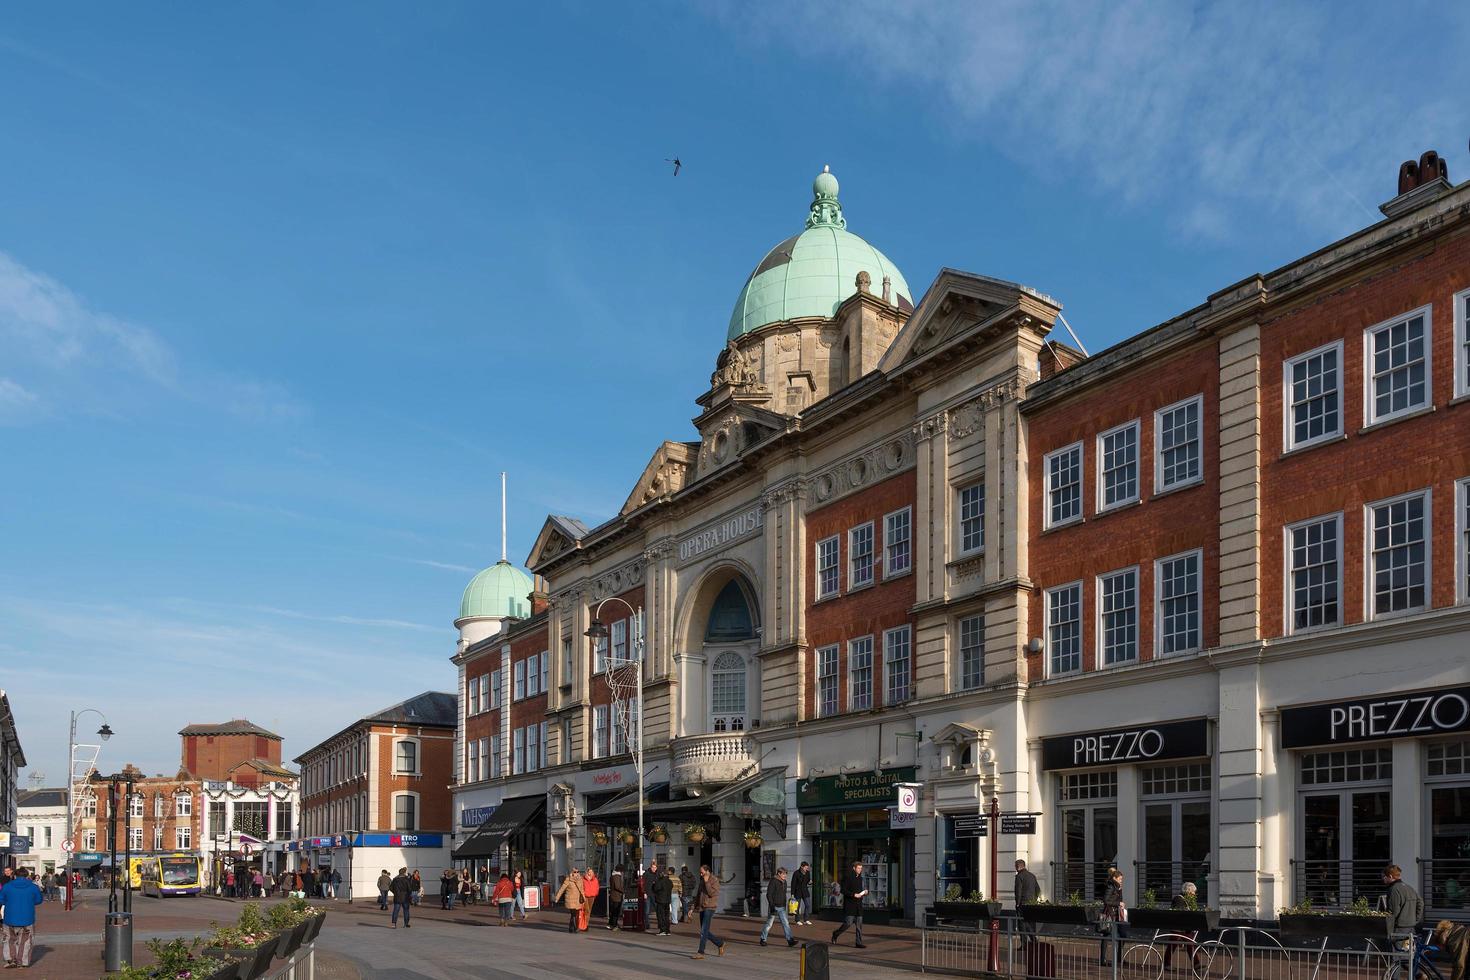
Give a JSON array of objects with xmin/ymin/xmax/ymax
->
[
  {"xmin": 452, "ymin": 795, "xmax": 545, "ymax": 860},
  {"xmin": 584, "ymin": 767, "xmax": 788, "ymax": 838}
]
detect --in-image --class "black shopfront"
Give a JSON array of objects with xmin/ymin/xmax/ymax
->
[{"xmin": 798, "ymin": 767, "xmax": 916, "ymax": 924}]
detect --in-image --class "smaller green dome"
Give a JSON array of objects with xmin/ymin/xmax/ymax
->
[{"xmin": 459, "ymin": 560, "xmax": 533, "ymax": 621}]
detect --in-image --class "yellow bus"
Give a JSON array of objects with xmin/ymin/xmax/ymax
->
[{"xmin": 138, "ymin": 853, "xmax": 203, "ymax": 897}]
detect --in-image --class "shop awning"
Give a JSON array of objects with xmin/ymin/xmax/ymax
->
[
  {"xmin": 584, "ymin": 768, "xmax": 788, "ymax": 838},
  {"xmin": 452, "ymin": 795, "xmax": 545, "ymax": 860}
]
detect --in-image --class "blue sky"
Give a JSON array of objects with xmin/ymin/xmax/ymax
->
[{"xmin": 4, "ymin": 1, "xmax": 1467, "ymax": 786}]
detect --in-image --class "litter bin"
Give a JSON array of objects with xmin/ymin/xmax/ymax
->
[{"xmin": 103, "ymin": 911, "xmax": 133, "ymax": 972}]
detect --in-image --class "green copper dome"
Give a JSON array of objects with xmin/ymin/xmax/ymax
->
[
  {"xmin": 458, "ymin": 560, "xmax": 533, "ymax": 621},
  {"xmin": 728, "ymin": 167, "xmax": 913, "ymax": 341}
]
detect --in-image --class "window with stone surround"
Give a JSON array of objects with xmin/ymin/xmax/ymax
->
[
  {"xmin": 611, "ymin": 618, "xmax": 628, "ymax": 666},
  {"xmin": 393, "ymin": 793, "xmax": 417, "ymax": 831},
  {"xmin": 514, "ymin": 659, "xmax": 526, "ymax": 700},
  {"xmin": 1156, "ymin": 550, "xmax": 1201, "ymax": 654},
  {"xmin": 848, "ymin": 636, "xmax": 873, "ymax": 710},
  {"xmin": 884, "ymin": 507, "xmax": 911, "ymax": 577},
  {"xmin": 1046, "ymin": 582, "xmax": 1082, "ymax": 676},
  {"xmin": 958, "ymin": 482, "xmax": 985, "ymax": 554},
  {"xmin": 816, "ymin": 535, "xmax": 840, "ymax": 599},
  {"xmin": 1456, "ymin": 287, "xmax": 1470, "ymax": 399},
  {"xmin": 1155, "ymin": 395, "xmax": 1202, "ymax": 491},
  {"xmin": 592, "ymin": 705, "xmax": 609, "ymax": 759},
  {"xmin": 468, "ymin": 676, "xmax": 480, "ymax": 715},
  {"xmin": 176, "ymin": 826, "xmax": 191, "ymax": 849},
  {"xmin": 490, "ymin": 733, "xmax": 502, "ymax": 778},
  {"xmin": 513, "ymin": 726, "xmax": 526, "ymax": 773},
  {"xmin": 1285, "ymin": 340, "xmax": 1343, "ymax": 450},
  {"xmin": 175, "ymin": 792, "xmax": 191, "ymax": 816},
  {"xmin": 394, "ymin": 738, "xmax": 419, "ymax": 775},
  {"xmin": 1098, "ymin": 420, "xmax": 1140, "ymax": 510},
  {"xmin": 1287, "ymin": 513, "xmax": 1341, "ymax": 632},
  {"xmin": 1368, "ymin": 490, "xmax": 1429, "ymax": 617},
  {"xmin": 849, "ymin": 522, "xmax": 875, "ymax": 588},
  {"xmin": 1365, "ymin": 306, "xmax": 1430, "ymax": 425},
  {"xmin": 561, "ymin": 637, "xmax": 573, "ymax": 687},
  {"xmin": 884, "ymin": 624, "xmax": 912, "ymax": 704},
  {"xmin": 1099, "ymin": 567, "xmax": 1138, "ymax": 665},
  {"xmin": 479, "ymin": 672, "xmax": 490, "ymax": 712},
  {"xmin": 816, "ymin": 645, "xmax": 839, "ymax": 718},
  {"xmin": 1045, "ymin": 442, "xmax": 1083, "ymax": 528},
  {"xmin": 958, "ymin": 615, "xmax": 985, "ymax": 690}
]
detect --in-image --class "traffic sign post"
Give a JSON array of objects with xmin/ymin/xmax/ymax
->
[{"xmin": 62, "ymin": 838, "xmax": 76, "ymax": 853}]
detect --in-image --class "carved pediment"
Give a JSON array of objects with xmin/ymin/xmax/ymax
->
[
  {"xmin": 528, "ymin": 514, "xmax": 590, "ymax": 571},
  {"xmin": 621, "ymin": 441, "xmax": 698, "ymax": 515},
  {"xmin": 879, "ymin": 269, "xmax": 1062, "ymax": 374},
  {"xmin": 694, "ymin": 403, "xmax": 786, "ymax": 478}
]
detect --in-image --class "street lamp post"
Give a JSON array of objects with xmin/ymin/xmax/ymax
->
[
  {"xmin": 585, "ymin": 597, "xmax": 645, "ymax": 892},
  {"xmin": 65, "ymin": 710, "xmax": 111, "ymax": 911}
]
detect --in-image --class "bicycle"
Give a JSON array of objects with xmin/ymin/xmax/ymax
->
[
  {"xmin": 1119, "ymin": 928, "xmax": 1235, "ymax": 979},
  {"xmin": 1382, "ymin": 930, "xmax": 1446, "ymax": 980}
]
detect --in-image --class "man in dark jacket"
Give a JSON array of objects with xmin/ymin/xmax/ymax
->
[
  {"xmin": 1015, "ymin": 860, "xmax": 1041, "ymax": 938},
  {"xmin": 759, "ymin": 867, "xmax": 797, "ymax": 947},
  {"xmin": 440, "ymin": 868, "xmax": 458, "ymax": 910},
  {"xmin": 606, "ymin": 865, "xmax": 626, "ymax": 930},
  {"xmin": 641, "ymin": 861, "xmax": 659, "ymax": 932},
  {"xmin": 830, "ymin": 859, "xmax": 868, "ymax": 948},
  {"xmin": 389, "ymin": 868, "xmax": 414, "ymax": 928},
  {"xmin": 791, "ymin": 861, "xmax": 812, "ymax": 925},
  {"xmin": 650, "ymin": 865, "xmax": 673, "ymax": 936},
  {"xmin": 1383, "ymin": 864, "xmax": 1423, "ymax": 945}
]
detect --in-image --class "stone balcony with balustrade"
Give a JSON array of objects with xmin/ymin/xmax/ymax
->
[{"xmin": 669, "ymin": 731, "xmax": 756, "ymax": 796}]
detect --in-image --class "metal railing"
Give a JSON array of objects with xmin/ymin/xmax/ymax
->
[
  {"xmin": 1290, "ymin": 859, "xmax": 1387, "ymax": 911},
  {"xmin": 1133, "ymin": 860, "xmax": 1211, "ymax": 908},
  {"xmin": 1049, "ymin": 861, "xmax": 1114, "ymax": 902},
  {"xmin": 919, "ymin": 917, "xmax": 1413, "ymax": 979},
  {"xmin": 262, "ymin": 940, "xmax": 316, "ymax": 980},
  {"xmin": 1419, "ymin": 858, "xmax": 1470, "ymax": 918}
]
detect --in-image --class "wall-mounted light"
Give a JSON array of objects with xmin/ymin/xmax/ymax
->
[{"xmin": 1026, "ymin": 637, "xmax": 1043, "ymax": 654}]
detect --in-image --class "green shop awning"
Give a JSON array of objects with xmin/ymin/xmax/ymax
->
[
  {"xmin": 452, "ymin": 796, "xmax": 545, "ymax": 860},
  {"xmin": 585, "ymin": 768, "xmax": 788, "ymax": 838}
]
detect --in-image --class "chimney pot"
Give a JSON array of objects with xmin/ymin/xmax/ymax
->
[{"xmin": 881, "ymin": 275, "xmax": 892, "ymax": 303}]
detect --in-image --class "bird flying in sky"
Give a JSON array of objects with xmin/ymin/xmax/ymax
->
[{"xmin": 666, "ymin": 157, "xmax": 681, "ymax": 176}]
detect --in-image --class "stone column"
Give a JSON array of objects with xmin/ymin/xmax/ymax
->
[
  {"xmin": 1391, "ymin": 740, "xmax": 1422, "ymax": 885},
  {"xmin": 1218, "ymin": 324, "xmax": 1262, "ymax": 645},
  {"xmin": 1258, "ymin": 710, "xmax": 1283, "ymax": 917},
  {"xmin": 1116, "ymin": 766, "xmax": 1140, "ymax": 896},
  {"xmin": 1216, "ymin": 661, "xmax": 1264, "ymax": 917},
  {"xmin": 1029, "ymin": 739, "xmax": 1048, "ymax": 898}
]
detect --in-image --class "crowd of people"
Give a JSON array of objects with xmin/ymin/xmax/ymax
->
[{"xmin": 217, "ymin": 865, "xmax": 343, "ymax": 899}]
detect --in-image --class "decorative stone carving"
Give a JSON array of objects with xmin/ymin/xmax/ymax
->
[
  {"xmin": 808, "ymin": 428, "xmax": 919, "ymax": 506},
  {"xmin": 643, "ymin": 539, "xmax": 675, "ymax": 563},
  {"xmin": 951, "ymin": 554, "xmax": 986, "ymax": 580},
  {"xmin": 913, "ymin": 411, "xmax": 948, "ymax": 443},
  {"xmin": 588, "ymin": 557, "xmax": 647, "ymax": 601},
  {"xmin": 776, "ymin": 332, "xmax": 798, "ymax": 353},
  {"xmin": 818, "ymin": 325, "xmax": 838, "ymax": 349},
  {"xmin": 915, "ymin": 370, "xmax": 1031, "ymax": 443},
  {"xmin": 760, "ymin": 478, "xmax": 808, "ymax": 507},
  {"xmin": 711, "ymin": 339, "xmax": 757, "ymax": 389},
  {"xmin": 855, "ymin": 270, "xmax": 871, "ymax": 293},
  {"xmin": 948, "ymin": 401, "xmax": 985, "ymax": 440}
]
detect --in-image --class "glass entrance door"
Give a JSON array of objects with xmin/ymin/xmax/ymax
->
[
  {"xmin": 1059, "ymin": 805, "xmax": 1117, "ymax": 901},
  {"xmin": 1300, "ymin": 790, "xmax": 1391, "ymax": 908},
  {"xmin": 1142, "ymin": 801, "xmax": 1211, "ymax": 904}
]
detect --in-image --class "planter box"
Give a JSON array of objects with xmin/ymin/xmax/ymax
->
[
  {"xmin": 1128, "ymin": 907, "xmax": 1221, "ymax": 933},
  {"xmin": 1278, "ymin": 913, "xmax": 1392, "ymax": 942},
  {"xmin": 303, "ymin": 911, "xmax": 327, "ymax": 943},
  {"xmin": 277, "ymin": 921, "xmax": 309, "ymax": 958},
  {"xmin": 1019, "ymin": 903, "xmax": 1100, "ymax": 925},
  {"xmin": 194, "ymin": 952, "xmax": 245, "ymax": 980},
  {"xmin": 203, "ymin": 941, "xmax": 278, "ymax": 980},
  {"xmin": 929, "ymin": 901, "xmax": 1004, "ymax": 921}
]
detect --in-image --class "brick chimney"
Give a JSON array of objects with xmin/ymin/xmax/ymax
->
[
  {"xmin": 1381, "ymin": 149, "xmax": 1452, "ymax": 218},
  {"xmin": 1039, "ymin": 341, "xmax": 1086, "ymax": 380}
]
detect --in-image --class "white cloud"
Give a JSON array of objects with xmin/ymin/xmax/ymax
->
[
  {"xmin": 0, "ymin": 250, "xmax": 306, "ymax": 424},
  {"xmin": 718, "ymin": 0, "xmax": 1470, "ymax": 238}
]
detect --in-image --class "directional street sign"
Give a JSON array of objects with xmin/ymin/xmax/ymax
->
[
  {"xmin": 952, "ymin": 814, "xmax": 987, "ymax": 837},
  {"xmin": 1001, "ymin": 815, "xmax": 1037, "ymax": 835}
]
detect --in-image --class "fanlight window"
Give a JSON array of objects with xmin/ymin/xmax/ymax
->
[{"xmin": 711, "ymin": 651, "xmax": 746, "ymax": 732}]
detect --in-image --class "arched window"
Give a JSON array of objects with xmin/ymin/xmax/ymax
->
[
  {"xmin": 711, "ymin": 652, "xmax": 747, "ymax": 732},
  {"xmin": 705, "ymin": 579, "xmax": 756, "ymax": 642},
  {"xmin": 393, "ymin": 792, "xmax": 418, "ymax": 831},
  {"xmin": 395, "ymin": 739, "xmax": 419, "ymax": 774}
]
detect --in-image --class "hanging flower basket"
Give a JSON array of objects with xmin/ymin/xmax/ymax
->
[
  {"xmin": 683, "ymin": 823, "xmax": 707, "ymax": 843},
  {"xmin": 591, "ymin": 829, "xmax": 609, "ymax": 847},
  {"xmin": 648, "ymin": 825, "xmax": 668, "ymax": 844},
  {"xmin": 743, "ymin": 831, "xmax": 763, "ymax": 849},
  {"xmin": 619, "ymin": 829, "xmax": 638, "ymax": 846}
]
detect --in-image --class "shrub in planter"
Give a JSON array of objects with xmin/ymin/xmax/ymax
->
[
  {"xmin": 108, "ymin": 937, "xmax": 239, "ymax": 980},
  {"xmin": 929, "ymin": 889, "xmax": 1002, "ymax": 921},
  {"xmin": 1278, "ymin": 897, "xmax": 1390, "ymax": 941},
  {"xmin": 1019, "ymin": 894, "xmax": 1102, "ymax": 925},
  {"xmin": 203, "ymin": 905, "xmax": 285, "ymax": 980},
  {"xmin": 1128, "ymin": 907, "xmax": 1222, "ymax": 932}
]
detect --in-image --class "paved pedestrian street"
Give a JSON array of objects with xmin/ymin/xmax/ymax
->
[{"xmin": 28, "ymin": 892, "xmax": 921, "ymax": 979}]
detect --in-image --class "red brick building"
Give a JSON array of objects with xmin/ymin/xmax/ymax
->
[{"xmin": 178, "ymin": 719, "xmax": 285, "ymax": 785}]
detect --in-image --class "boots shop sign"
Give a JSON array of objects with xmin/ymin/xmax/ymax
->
[
  {"xmin": 1041, "ymin": 719, "xmax": 1209, "ymax": 771},
  {"xmin": 1281, "ymin": 686, "xmax": 1470, "ymax": 749}
]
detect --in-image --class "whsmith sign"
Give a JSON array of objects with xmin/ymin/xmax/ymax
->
[
  {"xmin": 1041, "ymin": 719, "xmax": 1209, "ymax": 771},
  {"xmin": 1282, "ymin": 686, "xmax": 1470, "ymax": 749},
  {"xmin": 797, "ymin": 767, "xmax": 916, "ymax": 812},
  {"xmin": 678, "ymin": 505, "xmax": 763, "ymax": 564}
]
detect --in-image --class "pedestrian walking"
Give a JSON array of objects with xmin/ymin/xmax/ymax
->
[
  {"xmin": 759, "ymin": 867, "xmax": 798, "ymax": 947},
  {"xmin": 440, "ymin": 868, "xmax": 458, "ymax": 910},
  {"xmin": 580, "ymin": 868, "xmax": 598, "ymax": 932},
  {"xmin": 389, "ymin": 868, "xmax": 414, "ymax": 928},
  {"xmin": 830, "ymin": 859, "xmax": 868, "ymax": 948},
  {"xmin": 650, "ymin": 865, "xmax": 673, "ymax": 936},
  {"xmin": 1098, "ymin": 867, "xmax": 1128, "ymax": 966},
  {"xmin": 0, "ymin": 868, "xmax": 45, "ymax": 969},
  {"xmin": 791, "ymin": 861, "xmax": 812, "ymax": 925},
  {"xmin": 552, "ymin": 868, "xmax": 585, "ymax": 934},
  {"xmin": 690, "ymin": 864, "xmax": 726, "ymax": 960},
  {"xmin": 606, "ymin": 865, "xmax": 625, "ymax": 930},
  {"xmin": 409, "ymin": 870, "xmax": 423, "ymax": 906},
  {"xmin": 512, "ymin": 870, "xmax": 527, "ymax": 920},
  {"xmin": 492, "ymin": 873, "xmax": 515, "ymax": 925},
  {"xmin": 377, "ymin": 870, "xmax": 391, "ymax": 911},
  {"xmin": 331, "ymin": 869, "xmax": 342, "ymax": 900},
  {"xmin": 1014, "ymin": 859, "xmax": 1040, "ymax": 939},
  {"xmin": 668, "ymin": 867, "xmax": 683, "ymax": 925},
  {"xmin": 1383, "ymin": 864, "xmax": 1423, "ymax": 948},
  {"xmin": 459, "ymin": 870, "xmax": 474, "ymax": 907}
]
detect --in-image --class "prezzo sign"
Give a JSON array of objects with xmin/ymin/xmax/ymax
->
[
  {"xmin": 678, "ymin": 506, "xmax": 763, "ymax": 564},
  {"xmin": 1041, "ymin": 719, "xmax": 1209, "ymax": 771},
  {"xmin": 1281, "ymin": 686, "xmax": 1470, "ymax": 749}
]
